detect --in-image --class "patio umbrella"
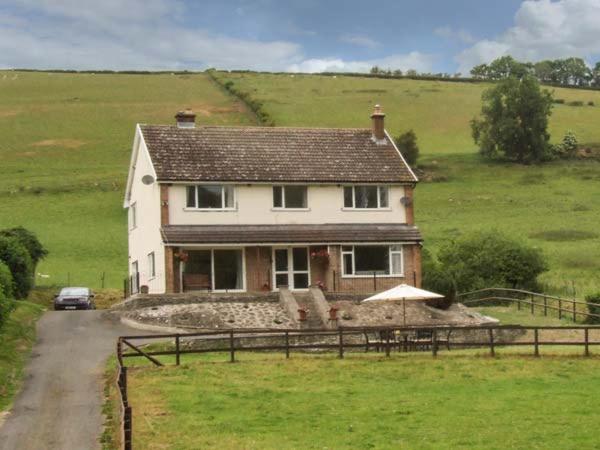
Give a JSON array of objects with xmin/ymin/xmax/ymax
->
[{"xmin": 362, "ymin": 284, "xmax": 444, "ymax": 325}]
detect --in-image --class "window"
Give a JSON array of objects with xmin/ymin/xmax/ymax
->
[
  {"xmin": 341, "ymin": 245, "xmax": 403, "ymax": 276},
  {"xmin": 273, "ymin": 186, "xmax": 307, "ymax": 209},
  {"xmin": 186, "ymin": 185, "xmax": 235, "ymax": 209},
  {"xmin": 129, "ymin": 203, "xmax": 137, "ymax": 229},
  {"xmin": 343, "ymin": 186, "xmax": 389, "ymax": 209},
  {"xmin": 147, "ymin": 252, "xmax": 155, "ymax": 278}
]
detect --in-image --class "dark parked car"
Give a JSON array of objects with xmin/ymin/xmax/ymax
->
[{"xmin": 54, "ymin": 287, "xmax": 96, "ymax": 310}]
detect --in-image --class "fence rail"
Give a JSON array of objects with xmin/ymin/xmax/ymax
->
[{"xmin": 457, "ymin": 287, "xmax": 600, "ymax": 322}]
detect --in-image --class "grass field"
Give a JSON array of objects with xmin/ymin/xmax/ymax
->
[
  {"xmin": 127, "ymin": 351, "xmax": 600, "ymax": 449},
  {"xmin": 214, "ymin": 72, "xmax": 600, "ymax": 296},
  {"xmin": 0, "ymin": 71, "xmax": 253, "ymax": 288},
  {"xmin": 0, "ymin": 302, "xmax": 45, "ymax": 412}
]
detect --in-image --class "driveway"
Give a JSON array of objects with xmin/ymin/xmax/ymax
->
[{"xmin": 0, "ymin": 310, "xmax": 143, "ymax": 450}]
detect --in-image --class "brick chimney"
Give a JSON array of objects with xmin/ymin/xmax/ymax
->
[
  {"xmin": 371, "ymin": 104, "xmax": 385, "ymax": 142},
  {"xmin": 175, "ymin": 109, "xmax": 196, "ymax": 128}
]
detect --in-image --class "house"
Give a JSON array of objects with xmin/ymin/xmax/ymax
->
[{"xmin": 124, "ymin": 105, "xmax": 422, "ymax": 295}]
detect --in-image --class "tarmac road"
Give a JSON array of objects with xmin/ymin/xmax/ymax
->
[{"xmin": 0, "ymin": 310, "xmax": 142, "ymax": 450}]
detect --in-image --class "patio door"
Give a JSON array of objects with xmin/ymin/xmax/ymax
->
[{"xmin": 273, "ymin": 247, "xmax": 310, "ymax": 290}]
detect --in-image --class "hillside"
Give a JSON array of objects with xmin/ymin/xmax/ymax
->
[
  {"xmin": 1, "ymin": 70, "xmax": 599, "ymax": 295},
  {"xmin": 0, "ymin": 71, "xmax": 253, "ymax": 288},
  {"xmin": 214, "ymin": 72, "xmax": 600, "ymax": 296}
]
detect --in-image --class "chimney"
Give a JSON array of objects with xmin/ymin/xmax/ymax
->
[
  {"xmin": 175, "ymin": 109, "xmax": 196, "ymax": 128},
  {"xmin": 371, "ymin": 104, "xmax": 386, "ymax": 142}
]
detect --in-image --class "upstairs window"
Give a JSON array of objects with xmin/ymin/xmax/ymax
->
[
  {"xmin": 343, "ymin": 186, "xmax": 389, "ymax": 209},
  {"xmin": 273, "ymin": 186, "xmax": 308, "ymax": 209},
  {"xmin": 186, "ymin": 185, "xmax": 235, "ymax": 209}
]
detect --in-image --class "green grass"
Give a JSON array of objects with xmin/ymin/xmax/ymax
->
[
  {"xmin": 213, "ymin": 72, "xmax": 600, "ymax": 296},
  {"xmin": 0, "ymin": 71, "xmax": 253, "ymax": 288},
  {"xmin": 0, "ymin": 301, "xmax": 45, "ymax": 411},
  {"xmin": 473, "ymin": 305, "xmax": 575, "ymax": 326},
  {"xmin": 128, "ymin": 352, "xmax": 600, "ymax": 449}
]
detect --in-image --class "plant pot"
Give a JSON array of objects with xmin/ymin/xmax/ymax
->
[
  {"xmin": 328, "ymin": 307, "xmax": 339, "ymax": 321},
  {"xmin": 298, "ymin": 308, "xmax": 308, "ymax": 322}
]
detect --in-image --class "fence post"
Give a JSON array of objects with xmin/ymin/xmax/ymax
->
[
  {"xmin": 517, "ymin": 299, "xmax": 521, "ymax": 311},
  {"xmin": 573, "ymin": 301, "xmax": 577, "ymax": 323},
  {"xmin": 385, "ymin": 330, "xmax": 391, "ymax": 357},
  {"xmin": 285, "ymin": 331, "xmax": 290, "ymax": 359},
  {"xmin": 558, "ymin": 299, "xmax": 562, "ymax": 319},
  {"xmin": 373, "ymin": 271, "xmax": 376, "ymax": 292},
  {"xmin": 432, "ymin": 329, "xmax": 438, "ymax": 357},
  {"xmin": 543, "ymin": 296, "xmax": 547, "ymax": 316},
  {"xmin": 584, "ymin": 328, "xmax": 590, "ymax": 357},
  {"xmin": 488, "ymin": 328, "xmax": 495, "ymax": 357},
  {"xmin": 530, "ymin": 294, "xmax": 534, "ymax": 314},
  {"xmin": 338, "ymin": 329, "xmax": 344, "ymax": 359},
  {"xmin": 123, "ymin": 278, "xmax": 127, "ymax": 299},
  {"xmin": 175, "ymin": 335, "xmax": 180, "ymax": 366},
  {"xmin": 333, "ymin": 270, "xmax": 336, "ymax": 292},
  {"xmin": 534, "ymin": 329, "xmax": 539, "ymax": 357},
  {"xmin": 229, "ymin": 330, "xmax": 235, "ymax": 363},
  {"xmin": 124, "ymin": 406, "xmax": 132, "ymax": 450}
]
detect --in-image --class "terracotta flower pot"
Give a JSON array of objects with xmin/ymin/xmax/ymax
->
[
  {"xmin": 328, "ymin": 307, "xmax": 339, "ymax": 321},
  {"xmin": 298, "ymin": 308, "xmax": 308, "ymax": 322}
]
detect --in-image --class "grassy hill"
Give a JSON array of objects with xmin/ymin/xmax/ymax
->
[
  {"xmin": 1, "ymin": 70, "xmax": 599, "ymax": 295},
  {"xmin": 214, "ymin": 72, "xmax": 600, "ymax": 296},
  {"xmin": 0, "ymin": 71, "xmax": 253, "ymax": 288}
]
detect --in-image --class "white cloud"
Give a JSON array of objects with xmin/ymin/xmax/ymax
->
[
  {"xmin": 457, "ymin": 0, "xmax": 600, "ymax": 74},
  {"xmin": 339, "ymin": 34, "xmax": 380, "ymax": 49},
  {"xmin": 434, "ymin": 26, "xmax": 476, "ymax": 44},
  {"xmin": 286, "ymin": 51, "xmax": 434, "ymax": 73},
  {"xmin": 0, "ymin": 0, "xmax": 302, "ymax": 71}
]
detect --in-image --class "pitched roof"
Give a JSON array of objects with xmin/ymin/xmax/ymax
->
[
  {"xmin": 161, "ymin": 223, "xmax": 422, "ymax": 245},
  {"xmin": 139, "ymin": 125, "xmax": 417, "ymax": 184}
]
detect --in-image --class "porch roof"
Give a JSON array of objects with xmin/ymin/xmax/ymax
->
[{"xmin": 161, "ymin": 223, "xmax": 422, "ymax": 245}]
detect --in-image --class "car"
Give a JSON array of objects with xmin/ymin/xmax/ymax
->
[{"xmin": 54, "ymin": 287, "xmax": 96, "ymax": 310}]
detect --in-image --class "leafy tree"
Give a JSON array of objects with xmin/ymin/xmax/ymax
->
[
  {"xmin": 370, "ymin": 66, "xmax": 381, "ymax": 74},
  {"xmin": 0, "ymin": 227, "xmax": 48, "ymax": 267},
  {"xmin": 487, "ymin": 56, "xmax": 531, "ymax": 80},
  {"xmin": 0, "ymin": 261, "xmax": 13, "ymax": 298},
  {"xmin": 470, "ymin": 63, "xmax": 489, "ymax": 79},
  {"xmin": 394, "ymin": 130, "xmax": 420, "ymax": 166},
  {"xmin": 405, "ymin": 69, "xmax": 418, "ymax": 77},
  {"xmin": 438, "ymin": 231, "xmax": 548, "ymax": 293},
  {"xmin": 471, "ymin": 75, "xmax": 554, "ymax": 163},
  {"xmin": 422, "ymin": 249, "xmax": 456, "ymax": 306},
  {"xmin": 592, "ymin": 62, "xmax": 600, "ymax": 87},
  {"xmin": 0, "ymin": 236, "xmax": 34, "ymax": 298}
]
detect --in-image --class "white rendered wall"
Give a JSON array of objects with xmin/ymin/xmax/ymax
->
[
  {"xmin": 168, "ymin": 184, "xmax": 409, "ymax": 225},
  {"xmin": 127, "ymin": 137, "xmax": 165, "ymax": 293}
]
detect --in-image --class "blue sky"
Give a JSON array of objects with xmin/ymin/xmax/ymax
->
[{"xmin": 1, "ymin": 0, "xmax": 599, "ymax": 73}]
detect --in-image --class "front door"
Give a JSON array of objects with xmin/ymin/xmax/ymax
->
[{"xmin": 273, "ymin": 247, "xmax": 310, "ymax": 290}]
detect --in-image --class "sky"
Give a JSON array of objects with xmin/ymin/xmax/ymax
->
[{"xmin": 1, "ymin": 0, "xmax": 600, "ymax": 74}]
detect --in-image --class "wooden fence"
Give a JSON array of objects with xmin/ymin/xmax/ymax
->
[{"xmin": 457, "ymin": 287, "xmax": 600, "ymax": 322}]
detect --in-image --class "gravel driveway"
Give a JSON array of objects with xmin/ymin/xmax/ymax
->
[{"xmin": 0, "ymin": 310, "xmax": 142, "ymax": 450}]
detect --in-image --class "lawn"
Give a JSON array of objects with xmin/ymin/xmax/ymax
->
[
  {"xmin": 0, "ymin": 302, "xmax": 45, "ymax": 412},
  {"xmin": 0, "ymin": 71, "xmax": 253, "ymax": 288},
  {"xmin": 128, "ymin": 352, "xmax": 600, "ymax": 449},
  {"xmin": 213, "ymin": 72, "xmax": 600, "ymax": 297}
]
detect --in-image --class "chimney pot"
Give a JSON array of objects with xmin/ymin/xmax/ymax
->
[
  {"xmin": 175, "ymin": 109, "xmax": 196, "ymax": 128},
  {"xmin": 371, "ymin": 104, "xmax": 385, "ymax": 141}
]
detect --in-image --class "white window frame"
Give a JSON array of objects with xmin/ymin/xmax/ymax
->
[
  {"xmin": 147, "ymin": 252, "xmax": 155, "ymax": 279},
  {"xmin": 272, "ymin": 185, "xmax": 309, "ymax": 210},
  {"xmin": 272, "ymin": 246, "xmax": 311, "ymax": 291},
  {"xmin": 185, "ymin": 185, "xmax": 236, "ymax": 211},
  {"xmin": 129, "ymin": 202, "xmax": 137, "ymax": 229},
  {"xmin": 341, "ymin": 244, "xmax": 404, "ymax": 278},
  {"xmin": 342, "ymin": 185, "xmax": 390, "ymax": 210}
]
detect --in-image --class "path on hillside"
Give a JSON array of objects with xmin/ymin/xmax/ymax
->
[{"xmin": 0, "ymin": 310, "xmax": 144, "ymax": 450}]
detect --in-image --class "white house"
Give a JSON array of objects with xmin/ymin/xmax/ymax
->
[{"xmin": 124, "ymin": 105, "xmax": 422, "ymax": 294}]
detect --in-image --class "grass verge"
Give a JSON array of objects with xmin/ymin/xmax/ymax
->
[
  {"xmin": 0, "ymin": 301, "xmax": 45, "ymax": 412},
  {"xmin": 100, "ymin": 358, "xmax": 121, "ymax": 450}
]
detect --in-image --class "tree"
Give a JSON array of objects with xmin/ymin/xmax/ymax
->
[
  {"xmin": 437, "ymin": 231, "xmax": 548, "ymax": 293},
  {"xmin": 422, "ymin": 249, "xmax": 456, "ymax": 306},
  {"xmin": 394, "ymin": 130, "xmax": 420, "ymax": 166},
  {"xmin": 470, "ymin": 63, "xmax": 489, "ymax": 79},
  {"xmin": 487, "ymin": 56, "xmax": 530, "ymax": 80},
  {"xmin": 0, "ymin": 236, "xmax": 34, "ymax": 299},
  {"xmin": 471, "ymin": 75, "xmax": 554, "ymax": 163},
  {"xmin": 0, "ymin": 262, "xmax": 14, "ymax": 327},
  {"xmin": 0, "ymin": 227, "xmax": 47, "ymax": 267}
]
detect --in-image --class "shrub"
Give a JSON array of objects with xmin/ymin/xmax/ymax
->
[
  {"xmin": 0, "ymin": 236, "xmax": 34, "ymax": 298},
  {"xmin": 549, "ymin": 130, "xmax": 579, "ymax": 160},
  {"xmin": 0, "ymin": 261, "xmax": 15, "ymax": 328},
  {"xmin": 422, "ymin": 249, "xmax": 456, "ymax": 308},
  {"xmin": 588, "ymin": 101, "xmax": 595, "ymax": 106},
  {"xmin": 568, "ymin": 100, "xmax": 584, "ymax": 107},
  {"xmin": 0, "ymin": 227, "xmax": 48, "ymax": 267},
  {"xmin": 585, "ymin": 293, "xmax": 600, "ymax": 324},
  {"xmin": 394, "ymin": 130, "xmax": 420, "ymax": 166},
  {"xmin": 553, "ymin": 98, "xmax": 565, "ymax": 104},
  {"xmin": 438, "ymin": 231, "xmax": 548, "ymax": 293}
]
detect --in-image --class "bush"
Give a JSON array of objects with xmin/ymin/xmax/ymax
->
[
  {"xmin": 422, "ymin": 249, "xmax": 456, "ymax": 308},
  {"xmin": 568, "ymin": 100, "xmax": 584, "ymax": 107},
  {"xmin": 438, "ymin": 231, "xmax": 548, "ymax": 293},
  {"xmin": 553, "ymin": 98, "xmax": 565, "ymax": 104},
  {"xmin": 394, "ymin": 130, "xmax": 420, "ymax": 166},
  {"xmin": 585, "ymin": 293, "xmax": 600, "ymax": 324},
  {"xmin": 0, "ymin": 227, "xmax": 48, "ymax": 267},
  {"xmin": 0, "ymin": 236, "xmax": 34, "ymax": 298},
  {"xmin": 550, "ymin": 130, "xmax": 579, "ymax": 159},
  {"xmin": 588, "ymin": 101, "xmax": 595, "ymax": 106},
  {"xmin": 0, "ymin": 261, "xmax": 15, "ymax": 328}
]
